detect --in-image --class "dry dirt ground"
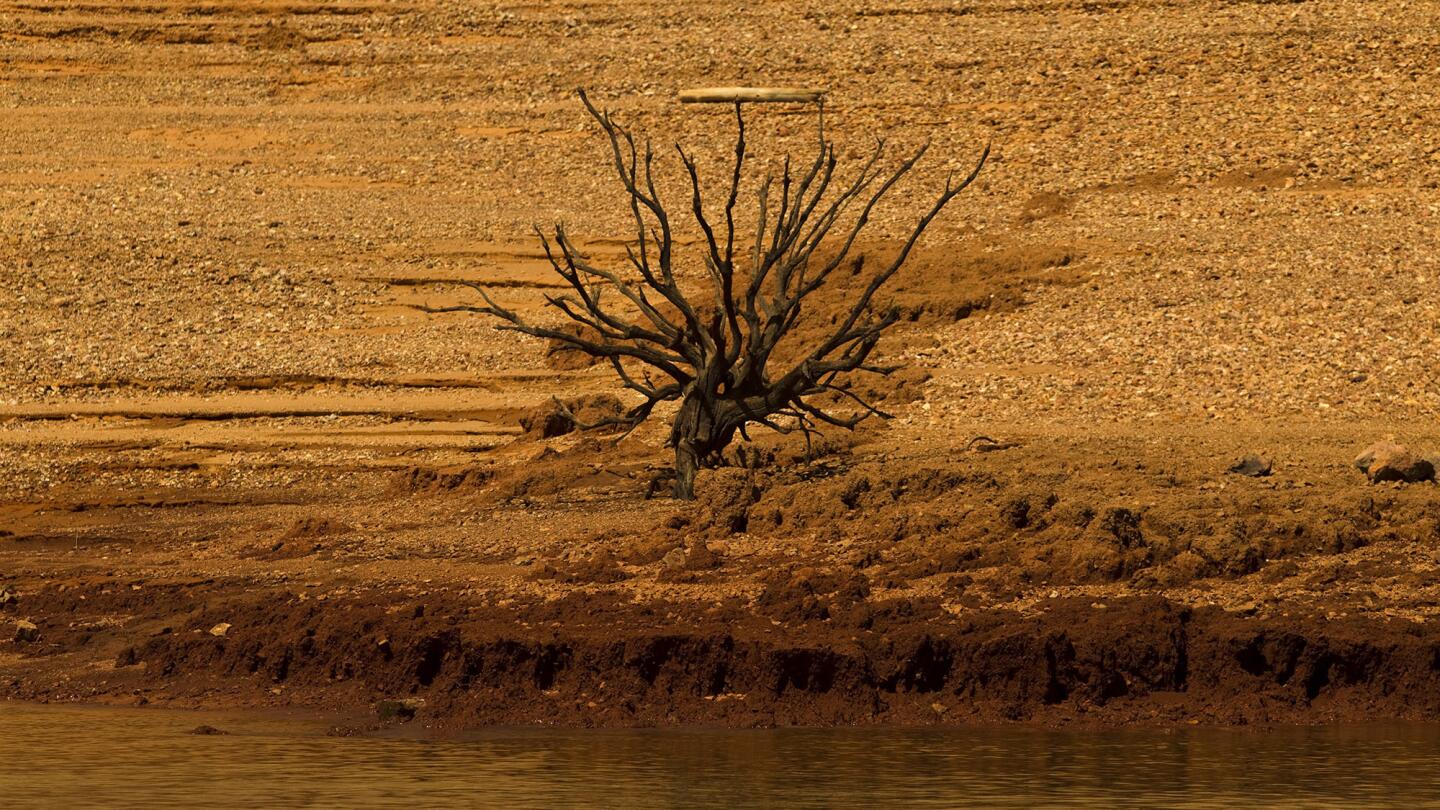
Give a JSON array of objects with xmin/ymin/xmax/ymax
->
[{"xmin": 5, "ymin": 0, "xmax": 1440, "ymax": 729}]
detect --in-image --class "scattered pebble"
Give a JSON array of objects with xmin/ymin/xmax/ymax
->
[{"xmin": 1228, "ymin": 455, "xmax": 1273, "ymax": 478}]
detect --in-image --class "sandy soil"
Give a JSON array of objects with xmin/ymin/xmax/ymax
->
[{"xmin": 5, "ymin": 0, "xmax": 1440, "ymax": 728}]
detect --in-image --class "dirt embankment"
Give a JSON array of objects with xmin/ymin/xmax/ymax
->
[
  {"xmin": 8, "ymin": 428, "xmax": 1440, "ymax": 731},
  {"xmin": 10, "ymin": 575, "xmax": 1440, "ymax": 730}
]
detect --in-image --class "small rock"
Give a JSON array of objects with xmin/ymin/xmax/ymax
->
[
  {"xmin": 189, "ymin": 725, "xmax": 230, "ymax": 736},
  {"xmin": 13, "ymin": 619, "xmax": 38, "ymax": 642},
  {"xmin": 662, "ymin": 541, "xmax": 721, "ymax": 573},
  {"xmin": 115, "ymin": 647, "xmax": 140, "ymax": 667},
  {"xmin": 377, "ymin": 697, "xmax": 425, "ymax": 722},
  {"xmin": 209, "ymin": 623, "xmax": 231, "ymax": 638},
  {"xmin": 1228, "ymin": 454, "xmax": 1273, "ymax": 477},
  {"xmin": 660, "ymin": 546, "xmax": 687, "ymax": 573},
  {"xmin": 1354, "ymin": 441, "xmax": 1435, "ymax": 484},
  {"xmin": 0, "ymin": 586, "xmax": 16, "ymax": 607}
]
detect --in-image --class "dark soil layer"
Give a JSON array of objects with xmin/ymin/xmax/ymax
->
[{"xmin": 8, "ymin": 579, "xmax": 1440, "ymax": 729}]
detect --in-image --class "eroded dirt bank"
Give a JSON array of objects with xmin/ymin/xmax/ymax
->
[
  {"xmin": 11, "ymin": 579, "xmax": 1440, "ymax": 730},
  {"xmin": 7, "ymin": 425, "xmax": 1440, "ymax": 730}
]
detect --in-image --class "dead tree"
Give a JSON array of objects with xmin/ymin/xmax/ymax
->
[{"xmin": 428, "ymin": 89, "xmax": 988, "ymax": 499}]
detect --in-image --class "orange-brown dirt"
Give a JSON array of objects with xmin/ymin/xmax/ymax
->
[{"xmin": 5, "ymin": 0, "xmax": 1440, "ymax": 729}]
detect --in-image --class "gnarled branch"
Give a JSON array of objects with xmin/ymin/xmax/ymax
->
[{"xmin": 425, "ymin": 88, "xmax": 988, "ymax": 498}]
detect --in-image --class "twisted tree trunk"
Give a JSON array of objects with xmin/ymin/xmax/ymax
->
[{"xmin": 669, "ymin": 390, "xmax": 737, "ymax": 499}]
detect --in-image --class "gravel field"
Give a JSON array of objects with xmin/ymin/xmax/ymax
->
[{"xmin": 5, "ymin": 0, "xmax": 1439, "ymax": 420}]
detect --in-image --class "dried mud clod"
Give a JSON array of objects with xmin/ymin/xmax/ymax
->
[
  {"xmin": 393, "ymin": 466, "xmax": 494, "ymax": 494},
  {"xmin": 517, "ymin": 394, "xmax": 624, "ymax": 440},
  {"xmin": 531, "ymin": 549, "xmax": 630, "ymax": 585},
  {"xmin": 1228, "ymin": 455, "xmax": 1273, "ymax": 477},
  {"xmin": 1353, "ymin": 441, "xmax": 1435, "ymax": 484},
  {"xmin": 543, "ymin": 324, "xmax": 605, "ymax": 370},
  {"xmin": 689, "ymin": 468, "xmax": 765, "ymax": 536},
  {"xmin": 656, "ymin": 539, "xmax": 723, "ymax": 583},
  {"xmin": 245, "ymin": 517, "xmax": 352, "ymax": 561},
  {"xmin": 755, "ymin": 567, "xmax": 872, "ymax": 624},
  {"xmin": 488, "ymin": 438, "xmax": 656, "ymax": 504}
]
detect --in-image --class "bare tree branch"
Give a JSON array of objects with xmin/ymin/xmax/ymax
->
[{"xmin": 428, "ymin": 89, "xmax": 989, "ymax": 498}]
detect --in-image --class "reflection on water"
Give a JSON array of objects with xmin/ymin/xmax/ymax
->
[{"xmin": 5, "ymin": 701, "xmax": 1440, "ymax": 808}]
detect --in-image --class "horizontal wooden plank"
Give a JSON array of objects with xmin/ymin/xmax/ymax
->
[{"xmin": 677, "ymin": 86, "xmax": 827, "ymax": 104}]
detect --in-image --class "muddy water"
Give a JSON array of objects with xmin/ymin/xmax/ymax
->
[{"xmin": 5, "ymin": 703, "xmax": 1440, "ymax": 808}]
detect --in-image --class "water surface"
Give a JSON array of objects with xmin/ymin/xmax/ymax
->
[{"xmin": 5, "ymin": 702, "xmax": 1440, "ymax": 808}]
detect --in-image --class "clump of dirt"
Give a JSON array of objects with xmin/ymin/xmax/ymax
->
[
  {"xmin": 656, "ymin": 539, "xmax": 723, "ymax": 583},
  {"xmin": 518, "ymin": 402, "xmax": 575, "ymax": 439},
  {"xmin": 543, "ymin": 324, "xmax": 605, "ymax": 370},
  {"xmin": 616, "ymin": 528, "xmax": 680, "ymax": 566},
  {"xmin": 394, "ymin": 465, "xmax": 494, "ymax": 494},
  {"xmin": 755, "ymin": 566, "xmax": 872, "ymax": 623},
  {"xmin": 253, "ymin": 21, "xmax": 306, "ymax": 51},
  {"xmin": 485, "ymin": 438, "xmax": 657, "ymax": 503},
  {"xmin": 517, "ymin": 394, "xmax": 624, "ymax": 440},
  {"xmin": 689, "ymin": 468, "xmax": 764, "ymax": 536},
  {"xmin": 245, "ymin": 517, "xmax": 351, "ymax": 561},
  {"xmin": 532, "ymin": 549, "xmax": 629, "ymax": 584}
]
